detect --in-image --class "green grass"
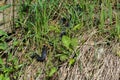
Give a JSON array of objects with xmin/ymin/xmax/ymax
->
[
  {"xmin": 0, "ymin": 30, "xmax": 23, "ymax": 80},
  {"xmin": 0, "ymin": 0, "xmax": 120, "ymax": 79}
]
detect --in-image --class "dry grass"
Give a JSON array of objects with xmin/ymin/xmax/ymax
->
[{"xmin": 57, "ymin": 28, "xmax": 120, "ymax": 80}]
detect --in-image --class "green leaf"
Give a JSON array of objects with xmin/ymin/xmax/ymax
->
[
  {"xmin": 0, "ymin": 74, "xmax": 4, "ymax": 80},
  {"xmin": 49, "ymin": 67, "xmax": 57, "ymax": 77},
  {"xmin": 13, "ymin": 41, "xmax": 19, "ymax": 46},
  {"xmin": 8, "ymin": 53, "xmax": 13, "ymax": 62},
  {"xmin": 3, "ymin": 67, "xmax": 14, "ymax": 73},
  {"xmin": 62, "ymin": 36, "xmax": 71, "ymax": 49},
  {"xmin": 14, "ymin": 64, "xmax": 23, "ymax": 70},
  {"xmin": 60, "ymin": 54, "xmax": 68, "ymax": 61},
  {"xmin": 49, "ymin": 26, "xmax": 60, "ymax": 33},
  {"xmin": 5, "ymin": 77, "xmax": 10, "ymax": 80},
  {"xmin": 70, "ymin": 38, "xmax": 78, "ymax": 49},
  {"xmin": 0, "ymin": 42, "xmax": 8, "ymax": 50},
  {"xmin": 4, "ymin": 74, "xmax": 10, "ymax": 80},
  {"xmin": 0, "ymin": 4, "xmax": 11, "ymax": 11},
  {"xmin": 69, "ymin": 58, "xmax": 75, "ymax": 66},
  {"xmin": 72, "ymin": 23, "xmax": 83, "ymax": 31},
  {"xmin": 0, "ymin": 30, "xmax": 7, "ymax": 36}
]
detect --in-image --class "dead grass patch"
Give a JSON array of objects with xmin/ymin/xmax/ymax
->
[{"xmin": 57, "ymin": 28, "xmax": 120, "ymax": 80}]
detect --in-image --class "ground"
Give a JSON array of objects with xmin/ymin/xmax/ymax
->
[{"xmin": 0, "ymin": 0, "xmax": 120, "ymax": 80}]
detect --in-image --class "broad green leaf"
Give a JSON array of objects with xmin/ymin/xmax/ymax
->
[
  {"xmin": 62, "ymin": 36, "xmax": 71, "ymax": 49},
  {"xmin": 69, "ymin": 58, "xmax": 75, "ymax": 66},
  {"xmin": 49, "ymin": 67, "xmax": 57, "ymax": 77},
  {"xmin": 0, "ymin": 4, "xmax": 11, "ymax": 11},
  {"xmin": 0, "ymin": 42, "xmax": 8, "ymax": 50}
]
